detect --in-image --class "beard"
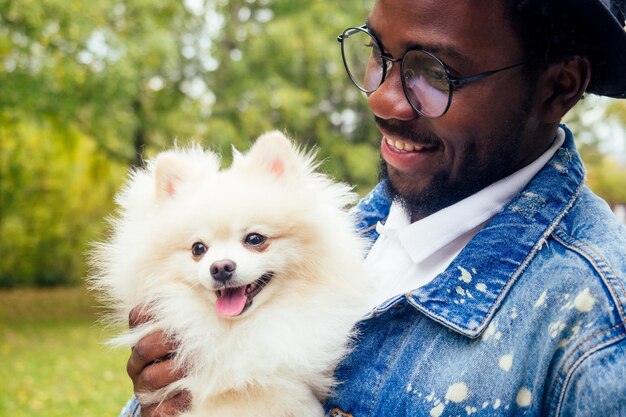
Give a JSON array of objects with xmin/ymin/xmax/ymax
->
[{"xmin": 379, "ymin": 96, "xmax": 533, "ymax": 221}]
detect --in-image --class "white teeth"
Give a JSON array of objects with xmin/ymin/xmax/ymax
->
[{"xmin": 386, "ymin": 137, "xmax": 426, "ymax": 152}]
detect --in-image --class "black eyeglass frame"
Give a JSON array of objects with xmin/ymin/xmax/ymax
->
[{"xmin": 337, "ymin": 25, "xmax": 527, "ymax": 118}]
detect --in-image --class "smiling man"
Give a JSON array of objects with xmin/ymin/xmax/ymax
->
[{"xmin": 120, "ymin": 0, "xmax": 626, "ymax": 416}]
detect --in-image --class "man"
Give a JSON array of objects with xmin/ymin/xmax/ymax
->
[{"xmin": 120, "ymin": 0, "xmax": 626, "ymax": 415}]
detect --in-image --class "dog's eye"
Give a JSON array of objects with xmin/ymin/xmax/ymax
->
[
  {"xmin": 244, "ymin": 233, "xmax": 267, "ymax": 247},
  {"xmin": 191, "ymin": 241, "xmax": 208, "ymax": 258}
]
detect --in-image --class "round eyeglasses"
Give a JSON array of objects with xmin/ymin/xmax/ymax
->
[{"xmin": 337, "ymin": 25, "xmax": 527, "ymax": 119}]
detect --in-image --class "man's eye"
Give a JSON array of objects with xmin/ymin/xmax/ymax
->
[
  {"xmin": 421, "ymin": 68, "xmax": 449, "ymax": 90},
  {"xmin": 423, "ymin": 67, "xmax": 446, "ymax": 81},
  {"xmin": 243, "ymin": 233, "xmax": 267, "ymax": 247},
  {"xmin": 191, "ymin": 241, "xmax": 207, "ymax": 257}
]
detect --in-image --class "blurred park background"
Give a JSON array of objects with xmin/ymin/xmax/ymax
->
[{"xmin": 1, "ymin": 0, "xmax": 625, "ymax": 415}]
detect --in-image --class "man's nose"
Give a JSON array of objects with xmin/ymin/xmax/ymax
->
[{"xmin": 367, "ymin": 65, "xmax": 417, "ymax": 121}]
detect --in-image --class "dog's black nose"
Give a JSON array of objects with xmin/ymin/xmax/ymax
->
[{"xmin": 210, "ymin": 259, "xmax": 237, "ymax": 283}]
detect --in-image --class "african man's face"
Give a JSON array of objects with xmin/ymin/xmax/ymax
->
[{"xmin": 367, "ymin": 0, "xmax": 549, "ymax": 220}]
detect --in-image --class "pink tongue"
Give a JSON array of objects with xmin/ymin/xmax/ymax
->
[{"xmin": 216, "ymin": 286, "xmax": 248, "ymax": 317}]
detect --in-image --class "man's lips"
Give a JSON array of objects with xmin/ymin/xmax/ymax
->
[{"xmin": 380, "ymin": 134, "xmax": 442, "ymax": 174}]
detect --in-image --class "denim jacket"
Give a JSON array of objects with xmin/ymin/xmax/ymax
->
[{"xmin": 325, "ymin": 126, "xmax": 626, "ymax": 417}]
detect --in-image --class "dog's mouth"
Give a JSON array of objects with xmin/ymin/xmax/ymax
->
[{"xmin": 214, "ymin": 272, "xmax": 273, "ymax": 317}]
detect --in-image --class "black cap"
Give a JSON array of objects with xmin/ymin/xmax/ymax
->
[{"xmin": 571, "ymin": 0, "xmax": 626, "ymax": 97}]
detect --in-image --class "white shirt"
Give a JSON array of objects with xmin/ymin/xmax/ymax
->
[{"xmin": 365, "ymin": 128, "xmax": 566, "ymax": 307}]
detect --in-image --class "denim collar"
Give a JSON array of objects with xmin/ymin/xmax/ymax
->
[{"xmin": 354, "ymin": 125, "xmax": 586, "ymax": 338}]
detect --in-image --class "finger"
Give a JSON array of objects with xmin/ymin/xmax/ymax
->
[
  {"xmin": 141, "ymin": 390, "xmax": 192, "ymax": 417},
  {"xmin": 136, "ymin": 357, "xmax": 186, "ymax": 392},
  {"xmin": 127, "ymin": 331, "xmax": 177, "ymax": 380},
  {"xmin": 129, "ymin": 305, "xmax": 154, "ymax": 328}
]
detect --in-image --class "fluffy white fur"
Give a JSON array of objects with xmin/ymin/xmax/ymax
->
[{"xmin": 89, "ymin": 131, "xmax": 371, "ymax": 417}]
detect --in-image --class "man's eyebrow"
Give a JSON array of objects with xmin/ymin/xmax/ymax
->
[
  {"xmin": 419, "ymin": 44, "xmax": 469, "ymax": 65},
  {"xmin": 364, "ymin": 18, "xmax": 471, "ymax": 65}
]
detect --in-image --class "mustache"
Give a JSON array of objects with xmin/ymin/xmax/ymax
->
[{"xmin": 374, "ymin": 117, "xmax": 442, "ymax": 147}]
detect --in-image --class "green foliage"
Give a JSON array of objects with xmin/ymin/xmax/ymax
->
[
  {"xmin": 586, "ymin": 157, "xmax": 626, "ymax": 203},
  {"xmin": 0, "ymin": 116, "xmax": 127, "ymax": 286},
  {"xmin": 564, "ymin": 95, "xmax": 626, "ymax": 203},
  {"xmin": 201, "ymin": 0, "xmax": 380, "ymax": 164}
]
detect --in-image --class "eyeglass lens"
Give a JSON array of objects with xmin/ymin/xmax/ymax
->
[
  {"xmin": 341, "ymin": 28, "xmax": 451, "ymax": 118},
  {"xmin": 341, "ymin": 29, "xmax": 384, "ymax": 93}
]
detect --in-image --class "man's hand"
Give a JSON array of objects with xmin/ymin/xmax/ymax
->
[{"xmin": 128, "ymin": 307, "xmax": 191, "ymax": 417}]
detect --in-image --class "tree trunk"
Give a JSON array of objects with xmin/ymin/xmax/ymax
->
[{"xmin": 131, "ymin": 98, "xmax": 146, "ymax": 168}]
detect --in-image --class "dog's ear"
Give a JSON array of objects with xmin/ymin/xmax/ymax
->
[
  {"xmin": 154, "ymin": 153, "xmax": 189, "ymax": 200},
  {"xmin": 244, "ymin": 131, "xmax": 312, "ymax": 179},
  {"xmin": 153, "ymin": 146, "xmax": 219, "ymax": 200}
]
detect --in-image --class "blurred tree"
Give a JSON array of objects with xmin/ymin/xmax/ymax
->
[
  {"xmin": 201, "ymin": 0, "xmax": 379, "ymax": 191},
  {"xmin": 564, "ymin": 95, "xmax": 626, "ymax": 204},
  {"xmin": 0, "ymin": 0, "xmax": 215, "ymax": 164},
  {"xmin": 0, "ymin": 117, "xmax": 126, "ymax": 286},
  {"xmin": 585, "ymin": 158, "xmax": 626, "ymax": 203}
]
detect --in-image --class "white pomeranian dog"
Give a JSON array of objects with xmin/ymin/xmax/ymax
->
[{"xmin": 89, "ymin": 131, "xmax": 372, "ymax": 417}]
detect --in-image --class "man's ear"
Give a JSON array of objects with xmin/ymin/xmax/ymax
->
[{"xmin": 537, "ymin": 56, "xmax": 591, "ymax": 123}]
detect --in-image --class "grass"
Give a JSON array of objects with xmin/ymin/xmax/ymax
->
[{"xmin": 0, "ymin": 286, "xmax": 133, "ymax": 417}]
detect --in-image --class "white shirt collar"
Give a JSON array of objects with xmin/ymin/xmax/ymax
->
[{"xmin": 376, "ymin": 127, "xmax": 566, "ymax": 265}]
